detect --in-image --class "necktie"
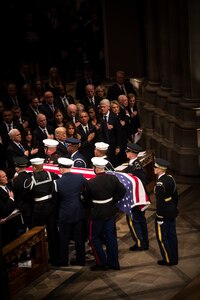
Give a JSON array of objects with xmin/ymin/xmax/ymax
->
[
  {"xmin": 18, "ymin": 144, "xmax": 25, "ymax": 152},
  {"xmin": 104, "ymin": 116, "xmax": 107, "ymax": 123},
  {"xmin": 50, "ymin": 104, "xmax": 55, "ymax": 112},
  {"xmin": 85, "ymin": 126, "xmax": 89, "ymax": 134},
  {"xmin": 8, "ymin": 124, "xmax": 12, "ymax": 132},
  {"xmin": 121, "ymin": 85, "xmax": 126, "ymax": 95},
  {"xmin": 5, "ymin": 186, "xmax": 9, "ymax": 193},
  {"xmin": 43, "ymin": 129, "xmax": 48, "ymax": 137}
]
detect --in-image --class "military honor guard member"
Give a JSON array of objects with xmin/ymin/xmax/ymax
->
[
  {"xmin": 123, "ymin": 142, "xmax": 149, "ymax": 251},
  {"xmin": 25, "ymin": 157, "xmax": 60, "ymax": 266},
  {"xmin": 54, "ymin": 158, "xmax": 88, "ymax": 266},
  {"xmin": 94, "ymin": 142, "xmax": 115, "ymax": 171},
  {"xmin": 83, "ymin": 157, "xmax": 126, "ymax": 271},
  {"xmin": 43, "ymin": 138, "xmax": 59, "ymax": 164},
  {"xmin": 154, "ymin": 158, "xmax": 179, "ymax": 266},
  {"xmin": 66, "ymin": 137, "xmax": 87, "ymax": 168}
]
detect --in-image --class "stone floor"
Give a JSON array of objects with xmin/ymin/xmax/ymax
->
[{"xmin": 12, "ymin": 178, "xmax": 200, "ymax": 300}]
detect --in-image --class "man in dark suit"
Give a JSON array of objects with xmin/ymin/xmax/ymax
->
[
  {"xmin": 54, "ymin": 83, "xmax": 74, "ymax": 118},
  {"xmin": 107, "ymin": 70, "xmax": 137, "ymax": 101},
  {"xmin": 25, "ymin": 96, "xmax": 41, "ymax": 131},
  {"xmin": 3, "ymin": 82, "xmax": 23, "ymax": 111},
  {"xmin": 0, "ymin": 170, "xmax": 22, "ymax": 246},
  {"xmin": 76, "ymin": 111, "xmax": 97, "ymax": 167},
  {"xmin": 99, "ymin": 99, "xmax": 122, "ymax": 167},
  {"xmin": 66, "ymin": 137, "xmax": 87, "ymax": 168},
  {"xmin": 0, "ymin": 110, "xmax": 25, "ymax": 163},
  {"xmin": 80, "ymin": 84, "xmax": 101, "ymax": 112},
  {"xmin": 7, "ymin": 129, "xmax": 29, "ymax": 179},
  {"xmin": 32, "ymin": 113, "xmax": 54, "ymax": 158},
  {"xmin": 75, "ymin": 66, "xmax": 101, "ymax": 101},
  {"xmin": 54, "ymin": 126, "xmax": 69, "ymax": 158},
  {"xmin": 39, "ymin": 91, "xmax": 57, "ymax": 125},
  {"xmin": 55, "ymin": 158, "xmax": 88, "ymax": 266}
]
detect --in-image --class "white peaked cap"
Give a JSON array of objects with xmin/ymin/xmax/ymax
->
[
  {"xmin": 43, "ymin": 139, "xmax": 59, "ymax": 147},
  {"xmin": 95, "ymin": 142, "xmax": 109, "ymax": 151},
  {"xmin": 30, "ymin": 158, "xmax": 45, "ymax": 165},
  {"xmin": 91, "ymin": 157, "xmax": 108, "ymax": 168}
]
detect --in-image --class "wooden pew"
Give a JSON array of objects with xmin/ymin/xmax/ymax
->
[{"xmin": 2, "ymin": 226, "xmax": 49, "ymax": 298}]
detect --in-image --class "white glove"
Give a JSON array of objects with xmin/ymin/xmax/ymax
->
[{"xmin": 157, "ymin": 221, "xmax": 164, "ymax": 225}]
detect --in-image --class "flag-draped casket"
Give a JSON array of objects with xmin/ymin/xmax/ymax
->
[{"xmin": 26, "ymin": 164, "xmax": 151, "ymax": 217}]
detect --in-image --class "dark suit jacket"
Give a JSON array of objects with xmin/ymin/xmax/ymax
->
[
  {"xmin": 107, "ymin": 82, "xmax": 137, "ymax": 101},
  {"xmin": 39, "ymin": 103, "xmax": 55, "ymax": 123},
  {"xmin": 32, "ymin": 125, "xmax": 55, "ymax": 157},
  {"xmin": 100, "ymin": 111, "xmax": 122, "ymax": 167},
  {"xmin": 56, "ymin": 140, "xmax": 69, "ymax": 158},
  {"xmin": 75, "ymin": 75, "xmax": 101, "ymax": 100},
  {"xmin": 79, "ymin": 95, "xmax": 101, "ymax": 112},
  {"xmin": 54, "ymin": 95, "xmax": 74, "ymax": 118},
  {"xmin": 76, "ymin": 123, "xmax": 97, "ymax": 166},
  {"xmin": 0, "ymin": 121, "xmax": 25, "ymax": 153},
  {"xmin": 25, "ymin": 107, "xmax": 41, "ymax": 131}
]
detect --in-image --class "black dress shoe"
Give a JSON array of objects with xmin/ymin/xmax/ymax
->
[
  {"xmin": 157, "ymin": 260, "xmax": 178, "ymax": 266},
  {"xmin": 70, "ymin": 260, "xmax": 85, "ymax": 266},
  {"xmin": 129, "ymin": 245, "xmax": 149, "ymax": 251},
  {"xmin": 90, "ymin": 264, "xmax": 108, "ymax": 271},
  {"xmin": 107, "ymin": 264, "xmax": 120, "ymax": 270}
]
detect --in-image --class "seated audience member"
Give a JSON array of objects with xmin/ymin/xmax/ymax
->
[
  {"xmin": 12, "ymin": 105, "xmax": 29, "ymax": 130},
  {"xmin": 65, "ymin": 121, "xmax": 81, "ymax": 140},
  {"xmin": 22, "ymin": 128, "xmax": 39, "ymax": 160},
  {"xmin": 54, "ymin": 83, "xmax": 74, "ymax": 117},
  {"xmin": 0, "ymin": 170, "xmax": 23, "ymax": 246},
  {"xmin": 39, "ymin": 90, "xmax": 57, "ymax": 125},
  {"xmin": 25, "ymin": 96, "xmax": 41, "ymax": 131},
  {"xmin": 3, "ymin": 82, "xmax": 23, "ymax": 111},
  {"xmin": 80, "ymin": 84, "xmax": 101, "ymax": 112},
  {"xmin": 7, "ymin": 129, "xmax": 29, "ymax": 178},
  {"xmin": 45, "ymin": 66, "xmax": 63, "ymax": 97},
  {"xmin": 52, "ymin": 109, "xmax": 67, "ymax": 129},
  {"xmin": 66, "ymin": 137, "xmax": 87, "ymax": 168},
  {"xmin": 107, "ymin": 70, "xmax": 137, "ymax": 101},
  {"xmin": 43, "ymin": 139, "xmax": 59, "ymax": 164},
  {"xmin": 20, "ymin": 83, "xmax": 33, "ymax": 113},
  {"xmin": 76, "ymin": 111, "xmax": 97, "ymax": 167},
  {"xmin": 88, "ymin": 106, "xmax": 103, "ymax": 141},
  {"xmin": 99, "ymin": 99, "xmax": 122, "ymax": 167},
  {"xmin": 127, "ymin": 93, "xmax": 142, "ymax": 139},
  {"xmin": 95, "ymin": 84, "xmax": 107, "ymax": 100},
  {"xmin": 33, "ymin": 78, "xmax": 45, "ymax": 103},
  {"xmin": 66, "ymin": 104, "xmax": 80, "ymax": 125},
  {"xmin": 75, "ymin": 65, "xmax": 101, "ymax": 101},
  {"xmin": 32, "ymin": 113, "xmax": 54, "ymax": 158},
  {"xmin": 54, "ymin": 127, "xmax": 69, "ymax": 158}
]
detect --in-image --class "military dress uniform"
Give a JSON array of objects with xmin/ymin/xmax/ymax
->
[
  {"xmin": 84, "ymin": 157, "xmax": 126, "ymax": 271},
  {"xmin": 55, "ymin": 158, "xmax": 88, "ymax": 266},
  {"xmin": 123, "ymin": 143, "xmax": 149, "ymax": 251},
  {"xmin": 25, "ymin": 158, "xmax": 60, "ymax": 265},
  {"xmin": 154, "ymin": 159, "xmax": 179, "ymax": 265}
]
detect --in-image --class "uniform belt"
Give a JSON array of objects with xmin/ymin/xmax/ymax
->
[
  {"xmin": 92, "ymin": 197, "xmax": 113, "ymax": 204},
  {"xmin": 34, "ymin": 194, "xmax": 52, "ymax": 202},
  {"xmin": 165, "ymin": 197, "xmax": 172, "ymax": 202}
]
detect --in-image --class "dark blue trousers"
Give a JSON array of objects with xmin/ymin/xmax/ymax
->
[
  {"xmin": 89, "ymin": 217, "xmax": 119, "ymax": 268},
  {"xmin": 155, "ymin": 219, "xmax": 178, "ymax": 264},
  {"xmin": 126, "ymin": 207, "xmax": 149, "ymax": 248}
]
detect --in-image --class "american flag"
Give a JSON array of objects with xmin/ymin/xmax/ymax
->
[{"xmin": 26, "ymin": 164, "xmax": 151, "ymax": 217}]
